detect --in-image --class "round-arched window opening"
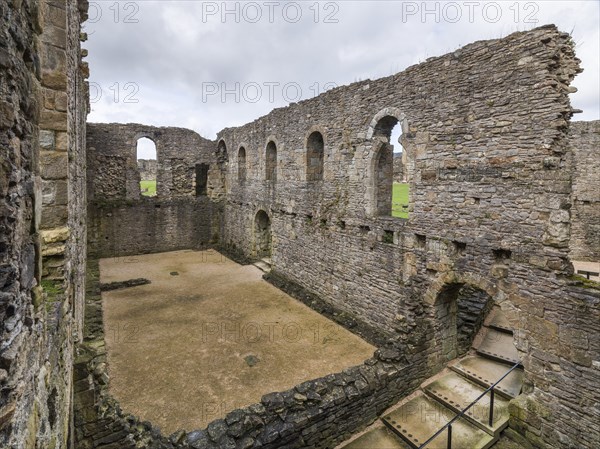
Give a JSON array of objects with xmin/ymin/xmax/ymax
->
[
  {"xmin": 238, "ymin": 147, "xmax": 247, "ymax": 182},
  {"xmin": 306, "ymin": 131, "xmax": 324, "ymax": 182},
  {"xmin": 137, "ymin": 137, "xmax": 157, "ymax": 197},
  {"xmin": 373, "ymin": 116, "xmax": 408, "ymax": 218},
  {"xmin": 266, "ymin": 141, "xmax": 277, "ymax": 182}
]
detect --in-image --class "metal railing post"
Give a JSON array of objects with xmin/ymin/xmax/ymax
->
[
  {"xmin": 488, "ymin": 387, "xmax": 495, "ymax": 427},
  {"xmin": 417, "ymin": 361, "xmax": 521, "ymax": 449}
]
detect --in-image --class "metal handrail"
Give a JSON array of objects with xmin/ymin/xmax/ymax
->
[{"xmin": 418, "ymin": 360, "xmax": 522, "ymax": 449}]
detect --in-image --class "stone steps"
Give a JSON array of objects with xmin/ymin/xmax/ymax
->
[
  {"xmin": 474, "ymin": 328, "xmax": 520, "ymax": 365},
  {"xmin": 253, "ymin": 257, "xmax": 272, "ymax": 273},
  {"xmin": 485, "ymin": 305, "xmax": 513, "ymax": 334},
  {"xmin": 450, "ymin": 356, "xmax": 523, "ymax": 399},
  {"xmin": 338, "ymin": 307, "xmax": 521, "ymax": 449},
  {"xmin": 381, "ymin": 394, "xmax": 495, "ymax": 449},
  {"xmin": 341, "ymin": 425, "xmax": 411, "ymax": 449},
  {"xmin": 423, "ymin": 372, "xmax": 510, "ymax": 437}
]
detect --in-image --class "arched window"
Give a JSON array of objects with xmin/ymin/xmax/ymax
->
[
  {"xmin": 137, "ymin": 137, "xmax": 157, "ymax": 197},
  {"xmin": 372, "ymin": 116, "xmax": 407, "ymax": 218},
  {"xmin": 238, "ymin": 147, "xmax": 247, "ymax": 182},
  {"xmin": 306, "ymin": 131, "xmax": 324, "ymax": 182},
  {"xmin": 266, "ymin": 141, "xmax": 277, "ymax": 182},
  {"xmin": 217, "ymin": 140, "xmax": 228, "ymax": 169}
]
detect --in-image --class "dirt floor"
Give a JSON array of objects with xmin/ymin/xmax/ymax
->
[{"xmin": 100, "ymin": 250, "xmax": 375, "ymax": 434}]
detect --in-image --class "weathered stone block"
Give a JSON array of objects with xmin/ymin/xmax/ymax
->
[
  {"xmin": 41, "ymin": 227, "xmax": 70, "ymax": 244},
  {"xmin": 40, "ymin": 130, "xmax": 55, "ymax": 149},
  {"xmin": 41, "ymin": 205, "xmax": 68, "ymax": 228},
  {"xmin": 40, "ymin": 152, "xmax": 68, "ymax": 179},
  {"xmin": 55, "ymin": 131, "xmax": 68, "ymax": 151},
  {"xmin": 40, "ymin": 110, "xmax": 68, "ymax": 130}
]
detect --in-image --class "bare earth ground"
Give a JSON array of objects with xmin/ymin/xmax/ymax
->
[{"xmin": 100, "ymin": 250, "xmax": 375, "ymax": 434}]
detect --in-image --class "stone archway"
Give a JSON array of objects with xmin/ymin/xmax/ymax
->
[
  {"xmin": 424, "ymin": 271, "xmax": 509, "ymax": 373},
  {"xmin": 254, "ymin": 210, "xmax": 272, "ymax": 259},
  {"xmin": 434, "ymin": 283, "xmax": 495, "ymax": 365}
]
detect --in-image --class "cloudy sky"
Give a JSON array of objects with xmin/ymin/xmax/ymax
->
[{"xmin": 86, "ymin": 0, "xmax": 599, "ymax": 157}]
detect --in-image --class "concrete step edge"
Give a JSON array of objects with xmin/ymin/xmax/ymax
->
[
  {"xmin": 448, "ymin": 364, "xmax": 519, "ymax": 400},
  {"xmin": 422, "ymin": 382, "xmax": 509, "ymax": 438}
]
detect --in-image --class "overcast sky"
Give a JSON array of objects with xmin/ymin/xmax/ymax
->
[{"xmin": 86, "ymin": 1, "xmax": 599, "ymax": 158}]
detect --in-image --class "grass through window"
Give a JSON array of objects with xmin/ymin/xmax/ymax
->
[
  {"xmin": 141, "ymin": 180, "xmax": 156, "ymax": 197},
  {"xmin": 392, "ymin": 182, "xmax": 409, "ymax": 218}
]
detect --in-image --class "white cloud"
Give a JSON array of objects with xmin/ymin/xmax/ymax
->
[{"xmin": 86, "ymin": 1, "xmax": 600, "ymax": 138}]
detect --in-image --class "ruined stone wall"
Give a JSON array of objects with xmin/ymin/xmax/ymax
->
[
  {"xmin": 0, "ymin": 0, "xmax": 88, "ymax": 447},
  {"xmin": 87, "ymin": 198, "xmax": 217, "ymax": 258},
  {"xmin": 569, "ymin": 120, "xmax": 599, "ymax": 262},
  {"xmin": 393, "ymin": 153, "xmax": 404, "ymax": 182},
  {"xmin": 87, "ymin": 123, "xmax": 216, "ymax": 200},
  {"xmin": 217, "ymin": 26, "xmax": 598, "ymax": 448},
  {"xmin": 138, "ymin": 159, "xmax": 157, "ymax": 181},
  {"xmin": 86, "ymin": 123, "xmax": 222, "ymax": 257}
]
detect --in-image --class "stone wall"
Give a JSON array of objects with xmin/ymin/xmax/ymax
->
[
  {"xmin": 138, "ymin": 159, "xmax": 158, "ymax": 181},
  {"xmin": 73, "ymin": 24, "xmax": 598, "ymax": 449},
  {"xmin": 569, "ymin": 120, "xmax": 600, "ymax": 262},
  {"xmin": 88, "ymin": 198, "xmax": 218, "ymax": 258},
  {"xmin": 214, "ymin": 26, "xmax": 599, "ymax": 449},
  {"xmin": 393, "ymin": 153, "xmax": 404, "ymax": 183},
  {"xmin": 0, "ymin": 0, "xmax": 88, "ymax": 447},
  {"xmin": 86, "ymin": 123, "xmax": 223, "ymax": 257},
  {"xmin": 87, "ymin": 123, "xmax": 218, "ymax": 201}
]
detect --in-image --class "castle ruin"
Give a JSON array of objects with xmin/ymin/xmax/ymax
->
[{"xmin": 1, "ymin": 1, "xmax": 599, "ymax": 449}]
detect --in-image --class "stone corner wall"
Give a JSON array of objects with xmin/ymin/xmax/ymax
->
[
  {"xmin": 86, "ymin": 123, "xmax": 223, "ymax": 258},
  {"xmin": 0, "ymin": 0, "xmax": 89, "ymax": 447},
  {"xmin": 569, "ymin": 120, "xmax": 600, "ymax": 261}
]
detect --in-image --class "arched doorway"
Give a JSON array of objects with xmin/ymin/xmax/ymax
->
[
  {"xmin": 433, "ymin": 283, "xmax": 495, "ymax": 366},
  {"xmin": 254, "ymin": 210, "xmax": 272, "ymax": 258}
]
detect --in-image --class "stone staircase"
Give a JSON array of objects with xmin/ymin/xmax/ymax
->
[
  {"xmin": 253, "ymin": 257, "xmax": 272, "ymax": 273},
  {"xmin": 339, "ymin": 306, "xmax": 523, "ymax": 449}
]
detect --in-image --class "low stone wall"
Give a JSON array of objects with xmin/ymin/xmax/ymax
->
[{"xmin": 87, "ymin": 198, "xmax": 220, "ymax": 258}]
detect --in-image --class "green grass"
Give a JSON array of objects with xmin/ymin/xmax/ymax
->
[
  {"xmin": 140, "ymin": 180, "xmax": 156, "ymax": 197},
  {"xmin": 392, "ymin": 182, "xmax": 409, "ymax": 219}
]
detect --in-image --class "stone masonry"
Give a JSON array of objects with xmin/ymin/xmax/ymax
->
[
  {"xmin": 1, "ymin": 0, "xmax": 89, "ymax": 448},
  {"xmin": 86, "ymin": 123, "xmax": 222, "ymax": 258},
  {"xmin": 569, "ymin": 120, "xmax": 600, "ymax": 262},
  {"xmin": 138, "ymin": 159, "xmax": 157, "ymax": 182}
]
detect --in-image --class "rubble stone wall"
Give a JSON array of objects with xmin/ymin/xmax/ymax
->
[
  {"xmin": 0, "ymin": 0, "xmax": 89, "ymax": 447},
  {"xmin": 569, "ymin": 120, "xmax": 600, "ymax": 262},
  {"xmin": 216, "ymin": 26, "xmax": 598, "ymax": 449},
  {"xmin": 138, "ymin": 159, "xmax": 157, "ymax": 181},
  {"xmin": 86, "ymin": 123, "xmax": 222, "ymax": 257}
]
